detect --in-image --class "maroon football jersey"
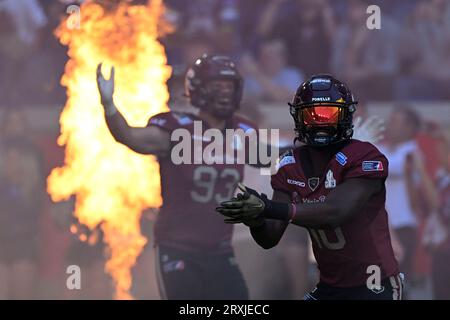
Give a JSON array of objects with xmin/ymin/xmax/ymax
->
[
  {"xmin": 271, "ymin": 139, "xmax": 399, "ymax": 287},
  {"xmin": 148, "ymin": 111, "xmax": 257, "ymax": 253}
]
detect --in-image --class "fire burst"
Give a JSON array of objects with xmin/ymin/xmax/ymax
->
[{"xmin": 47, "ymin": 0, "xmax": 173, "ymax": 299}]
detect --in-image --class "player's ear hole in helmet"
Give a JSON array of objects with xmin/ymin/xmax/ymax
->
[{"xmin": 288, "ymin": 74, "xmax": 358, "ymax": 147}]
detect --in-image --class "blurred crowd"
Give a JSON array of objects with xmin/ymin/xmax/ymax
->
[
  {"xmin": 2, "ymin": 0, "xmax": 450, "ymax": 107},
  {"xmin": 0, "ymin": 0, "xmax": 450, "ymax": 299}
]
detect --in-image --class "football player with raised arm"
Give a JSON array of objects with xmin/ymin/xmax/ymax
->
[{"xmin": 97, "ymin": 55, "xmax": 256, "ymax": 299}]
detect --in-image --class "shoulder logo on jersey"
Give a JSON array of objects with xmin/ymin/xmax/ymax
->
[
  {"xmin": 237, "ymin": 122, "xmax": 256, "ymax": 133},
  {"xmin": 277, "ymin": 150, "xmax": 295, "ymax": 170},
  {"xmin": 149, "ymin": 117, "xmax": 167, "ymax": 126},
  {"xmin": 335, "ymin": 152, "xmax": 347, "ymax": 166},
  {"xmin": 287, "ymin": 179, "xmax": 306, "ymax": 188},
  {"xmin": 308, "ymin": 177, "xmax": 320, "ymax": 192},
  {"xmin": 362, "ymin": 161, "xmax": 384, "ymax": 172},
  {"xmin": 325, "ymin": 170, "xmax": 336, "ymax": 189},
  {"xmin": 172, "ymin": 113, "xmax": 193, "ymax": 126}
]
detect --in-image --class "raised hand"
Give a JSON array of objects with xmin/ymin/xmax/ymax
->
[
  {"xmin": 96, "ymin": 63, "xmax": 115, "ymax": 106},
  {"xmin": 353, "ymin": 116, "xmax": 385, "ymax": 144}
]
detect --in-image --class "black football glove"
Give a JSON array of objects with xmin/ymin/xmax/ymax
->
[{"xmin": 216, "ymin": 183, "xmax": 270, "ymax": 228}]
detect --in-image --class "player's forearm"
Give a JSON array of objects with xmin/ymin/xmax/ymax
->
[
  {"xmin": 250, "ymin": 220, "xmax": 288, "ymax": 249},
  {"xmin": 263, "ymin": 200, "xmax": 345, "ymax": 230},
  {"xmin": 262, "ymin": 184, "xmax": 373, "ymax": 229},
  {"xmin": 290, "ymin": 203, "xmax": 346, "ymax": 229},
  {"xmin": 264, "ymin": 179, "xmax": 381, "ymax": 229},
  {"xmin": 104, "ymin": 106, "xmax": 170, "ymax": 155},
  {"xmin": 103, "ymin": 103, "xmax": 134, "ymax": 146}
]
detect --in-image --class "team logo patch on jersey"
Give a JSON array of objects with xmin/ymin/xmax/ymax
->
[
  {"xmin": 336, "ymin": 152, "xmax": 347, "ymax": 166},
  {"xmin": 277, "ymin": 153, "xmax": 295, "ymax": 170},
  {"xmin": 177, "ymin": 115, "xmax": 193, "ymax": 126},
  {"xmin": 308, "ymin": 177, "xmax": 320, "ymax": 191},
  {"xmin": 325, "ymin": 170, "xmax": 336, "ymax": 189},
  {"xmin": 362, "ymin": 161, "xmax": 384, "ymax": 172}
]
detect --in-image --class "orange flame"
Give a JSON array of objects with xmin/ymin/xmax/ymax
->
[{"xmin": 47, "ymin": 0, "xmax": 173, "ymax": 299}]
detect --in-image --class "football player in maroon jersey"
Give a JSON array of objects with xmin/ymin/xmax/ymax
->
[
  {"xmin": 96, "ymin": 55, "xmax": 260, "ymax": 299},
  {"xmin": 217, "ymin": 74, "xmax": 403, "ymax": 300}
]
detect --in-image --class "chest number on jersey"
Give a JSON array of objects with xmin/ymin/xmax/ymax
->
[
  {"xmin": 191, "ymin": 166, "xmax": 241, "ymax": 204},
  {"xmin": 309, "ymin": 227, "xmax": 346, "ymax": 250}
]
